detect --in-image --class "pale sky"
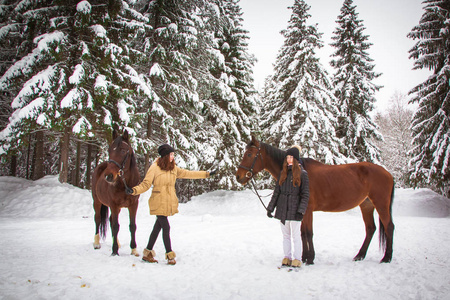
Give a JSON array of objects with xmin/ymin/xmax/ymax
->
[{"xmin": 239, "ymin": 0, "xmax": 430, "ymax": 112}]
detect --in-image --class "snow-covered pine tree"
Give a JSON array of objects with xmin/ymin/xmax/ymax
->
[
  {"xmin": 135, "ymin": 0, "xmax": 219, "ymax": 201},
  {"xmin": 407, "ymin": 0, "xmax": 450, "ymax": 197},
  {"xmin": 137, "ymin": 0, "xmax": 207, "ymax": 171},
  {"xmin": 330, "ymin": 0, "xmax": 382, "ymax": 163},
  {"xmin": 261, "ymin": 0, "xmax": 346, "ymax": 165},
  {"xmin": 219, "ymin": 0, "xmax": 257, "ymax": 118},
  {"xmin": 0, "ymin": 0, "xmax": 30, "ymax": 176},
  {"xmin": 0, "ymin": 0, "xmax": 70, "ymax": 180},
  {"xmin": 0, "ymin": 0, "xmax": 152, "ymax": 182},
  {"xmin": 197, "ymin": 0, "xmax": 256, "ymax": 189}
]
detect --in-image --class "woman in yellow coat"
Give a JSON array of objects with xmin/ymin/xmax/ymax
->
[{"xmin": 126, "ymin": 144, "xmax": 216, "ymax": 265}]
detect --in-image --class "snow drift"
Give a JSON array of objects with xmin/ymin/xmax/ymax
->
[{"xmin": 0, "ymin": 175, "xmax": 449, "ymax": 299}]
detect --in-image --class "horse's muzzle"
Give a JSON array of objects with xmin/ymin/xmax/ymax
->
[{"xmin": 235, "ymin": 173, "xmax": 249, "ymax": 185}]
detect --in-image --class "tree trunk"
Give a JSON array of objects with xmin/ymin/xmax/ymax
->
[
  {"xmin": 86, "ymin": 143, "xmax": 92, "ymax": 190},
  {"xmin": 33, "ymin": 131, "xmax": 44, "ymax": 180},
  {"xmin": 59, "ymin": 127, "xmax": 70, "ymax": 183},
  {"xmin": 10, "ymin": 154, "xmax": 17, "ymax": 176},
  {"xmin": 75, "ymin": 141, "xmax": 81, "ymax": 187},
  {"xmin": 144, "ymin": 111, "xmax": 152, "ymax": 173},
  {"xmin": 26, "ymin": 134, "xmax": 32, "ymax": 179}
]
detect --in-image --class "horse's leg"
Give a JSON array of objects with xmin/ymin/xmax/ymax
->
[
  {"xmin": 93, "ymin": 196, "xmax": 102, "ymax": 249},
  {"xmin": 129, "ymin": 200, "xmax": 139, "ymax": 256},
  {"xmin": 378, "ymin": 207, "xmax": 394, "ymax": 263},
  {"xmin": 353, "ymin": 198, "xmax": 376, "ymax": 261},
  {"xmin": 301, "ymin": 222, "xmax": 307, "ymax": 263},
  {"xmin": 371, "ymin": 184, "xmax": 395, "ymax": 263},
  {"xmin": 301, "ymin": 212, "xmax": 315, "ymax": 265},
  {"xmin": 110, "ymin": 206, "xmax": 121, "ymax": 256},
  {"xmin": 379, "ymin": 220, "xmax": 394, "ymax": 263}
]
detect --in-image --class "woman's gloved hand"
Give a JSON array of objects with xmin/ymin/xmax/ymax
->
[{"xmin": 125, "ymin": 187, "xmax": 134, "ymax": 195}]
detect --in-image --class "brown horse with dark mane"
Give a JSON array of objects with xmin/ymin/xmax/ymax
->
[
  {"xmin": 236, "ymin": 136, "xmax": 395, "ymax": 264},
  {"xmin": 92, "ymin": 130, "xmax": 140, "ymax": 256}
]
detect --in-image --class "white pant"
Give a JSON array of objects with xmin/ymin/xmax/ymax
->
[{"xmin": 280, "ymin": 220, "xmax": 302, "ymax": 261}]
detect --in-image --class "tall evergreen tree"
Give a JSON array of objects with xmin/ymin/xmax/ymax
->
[
  {"xmin": 137, "ymin": 0, "xmax": 256, "ymax": 192},
  {"xmin": 330, "ymin": 0, "xmax": 382, "ymax": 163},
  {"xmin": 407, "ymin": 0, "xmax": 450, "ymax": 197},
  {"xmin": 261, "ymin": 0, "xmax": 346, "ymax": 164},
  {"xmin": 137, "ymin": 0, "xmax": 207, "ymax": 169},
  {"xmin": 0, "ymin": 0, "xmax": 152, "ymax": 181},
  {"xmin": 200, "ymin": 0, "xmax": 256, "ymax": 189}
]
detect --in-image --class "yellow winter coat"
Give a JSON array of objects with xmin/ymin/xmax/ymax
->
[{"xmin": 132, "ymin": 161, "xmax": 209, "ymax": 216}]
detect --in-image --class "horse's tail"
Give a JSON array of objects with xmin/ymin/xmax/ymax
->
[
  {"xmin": 99, "ymin": 204, "xmax": 109, "ymax": 240},
  {"xmin": 379, "ymin": 181, "xmax": 395, "ymax": 251}
]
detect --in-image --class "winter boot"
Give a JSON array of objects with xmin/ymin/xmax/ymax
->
[
  {"xmin": 165, "ymin": 251, "xmax": 176, "ymax": 265},
  {"xmin": 142, "ymin": 249, "xmax": 158, "ymax": 263},
  {"xmin": 291, "ymin": 259, "xmax": 302, "ymax": 268},
  {"xmin": 281, "ymin": 257, "xmax": 292, "ymax": 267}
]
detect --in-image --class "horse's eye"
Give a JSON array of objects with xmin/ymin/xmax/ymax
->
[
  {"xmin": 247, "ymin": 153, "xmax": 252, "ymax": 157},
  {"xmin": 121, "ymin": 149, "xmax": 127, "ymax": 154}
]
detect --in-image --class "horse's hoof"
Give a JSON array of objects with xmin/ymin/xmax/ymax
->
[
  {"xmin": 131, "ymin": 248, "xmax": 139, "ymax": 257},
  {"xmin": 111, "ymin": 253, "xmax": 119, "ymax": 256},
  {"xmin": 93, "ymin": 244, "xmax": 101, "ymax": 250}
]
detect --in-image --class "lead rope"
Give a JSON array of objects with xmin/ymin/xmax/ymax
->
[{"xmin": 250, "ymin": 178, "xmax": 270, "ymax": 211}]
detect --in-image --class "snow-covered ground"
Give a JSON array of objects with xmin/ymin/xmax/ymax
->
[{"xmin": 0, "ymin": 175, "xmax": 449, "ymax": 299}]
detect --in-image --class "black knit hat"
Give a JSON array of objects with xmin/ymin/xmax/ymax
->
[
  {"xmin": 158, "ymin": 144, "xmax": 175, "ymax": 157},
  {"xmin": 286, "ymin": 147, "xmax": 300, "ymax": 162}
]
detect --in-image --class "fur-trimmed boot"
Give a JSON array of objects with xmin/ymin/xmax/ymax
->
[
  {"xmin": 142, "ymin": 249, "xmax": 158, "ymax": 263},
  {"xmin": 281, "ymin": 257, "xmax": 292, "ymax": 267},
  {"xmin": 291, "ymin": 259, "xmax": 302, "ymax": 268},
  {"xmin": 165, "ymin": 251, "xmax": 176, "ymax": 265}
]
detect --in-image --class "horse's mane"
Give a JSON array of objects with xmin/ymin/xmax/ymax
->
[
  {"xmin": 260, "ymin": 142, "xmax": 286, "ymax": 167},
  {"xmin": 246, "ymin": 139, "xmax": 286, "ymax": 167},
  {"xmin": 247, "ymin": 139, "xmax": 323, "ymax": 171}
]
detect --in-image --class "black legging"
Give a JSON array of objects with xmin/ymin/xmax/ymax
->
[{"xmin": 147, "ymin": 215, "xmax": 172, "ymax": 253}]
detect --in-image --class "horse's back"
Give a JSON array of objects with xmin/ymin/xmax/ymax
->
[
  {"xmin": 304, "ymin": 159, "xmax": 393, "ymax": 212},
  {"xmin": 304, "ymin": 159, "xmax": 391, "ymax": 182}
]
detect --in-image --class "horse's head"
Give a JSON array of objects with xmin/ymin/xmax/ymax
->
[
  {"xmin": 104, "ymin": 130, "xmax": 133, "ymax": 184},
  {"xmin": 235, "ymin": 136, "xmax": 265, "ymax": 185}
]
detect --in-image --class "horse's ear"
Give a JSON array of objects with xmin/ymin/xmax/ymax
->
[
  {"xmin": 123, "ymin": 130, "xmax": 129, "ymax": 142},
  {"xmin": 112, "ymin": 128, "xmax": 119, "ymax": 140},
  {"xmin": 251, "ymin": 135, "xmax": 260, "ymax": 147}
]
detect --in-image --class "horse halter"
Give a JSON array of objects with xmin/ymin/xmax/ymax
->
[
  {"xmin": 108, "ymin": 150, "xmax": 130, "ymax": 177},
  {"xmin": 238, "ymin": 145, "xmax": 270, "ymax": 210},
  {"xmin": 238, "ymin": 145, "xmax": 263, "ymax": 179},
  {"xmin": 108, "ymin": 146, "xmax": 133, "ymax": 192}
]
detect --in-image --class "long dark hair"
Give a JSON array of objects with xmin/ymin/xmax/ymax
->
[
  {"xmin": 279, "ymin": 158, "xmax": 301, "ymax": 187},
  {"xmin": 157, "ymin": 155, "xmax": 175, "ymax": 171}
]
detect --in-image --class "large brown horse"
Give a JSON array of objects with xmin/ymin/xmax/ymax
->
[
  {"xmin": 92, "ymin": 130, "xmax": 140, "ymax": 256},
  {"xmin": 236, "ymin": 136, "xmax": 395, "ymax": 264}
]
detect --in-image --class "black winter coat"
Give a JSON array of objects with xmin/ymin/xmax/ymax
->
[{"xmin": 267, "ymin": 166, "xmax": 310, "ymax": 225}]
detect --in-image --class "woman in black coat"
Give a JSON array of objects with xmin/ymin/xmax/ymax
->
[{"xmin": 267, "ymin": 147, "xmax": 309, "ymax": 268}]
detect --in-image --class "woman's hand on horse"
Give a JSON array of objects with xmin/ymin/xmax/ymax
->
[
  {"xmin": 125, "ymin": 187, "xmax": 134, "ymax": 195},
  {"xmin": 267, "ymin": 210, "xmax": 273, "ymax": 218},
  {"xmin": 298, "ymin": 213, "xmax": 304, "ymax": 221}
]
